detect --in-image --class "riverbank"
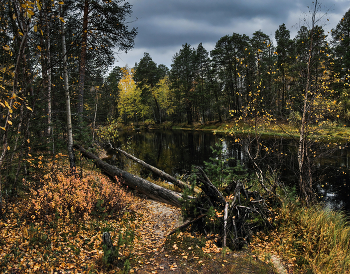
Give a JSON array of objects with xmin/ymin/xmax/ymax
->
[
  {"xmin": 118, "ymin": 118, "xmax": 350, "ymax": 144},
  {"xmin": 107, "ymin": 119, "xmax": 350, "ymax": 272}
]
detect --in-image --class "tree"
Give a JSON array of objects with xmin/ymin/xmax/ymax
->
[
  {"xmin": 332, "ymin": 9, "xmax": 350, "ymax": 86},
  {"xmin": 249, "ymin": 30, "xmax": 275, "ymax": 117},
  {"xmin": 332, "ymin": 8, "xmax": 350, "ymax": 121},
  {"xmin": 76, "ymin": 0, "xmax": 137, "ymax": 116},
  {"xmin": 134, "ymin": 53, "xmax": 165, "ymax": 123},
  {"xmin": 170, "ymin": 43, "xmax": 197, "ymax": 124},
  {"xmin": 297, "ymin": 0, "xmax": 331, "ymax": 205},
  {"xmin": 60, "ymin": 3, "xmax": 76, "ymax": 171},
  {"xmin": 211, "ymin": 33, "xmax": 251, "ymax": 118},
  {"xmin": 118, "ymin": 67, "xmax": 146, "ymax": 124},
  {"xmin": 194, "ymin": 43, "xmax": 210, "ymax": 123},
  {"xmin": 275, "ymin": 23, "xmax": 294, "ymax": 116},
  {"xmin": 101, "ymin": 66, "xmax": 123, "ymax": 122}
]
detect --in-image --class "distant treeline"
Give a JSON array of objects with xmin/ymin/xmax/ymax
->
[{"xmin": 110, "ymin": 10, "xmax": 350, "ymax": 126}]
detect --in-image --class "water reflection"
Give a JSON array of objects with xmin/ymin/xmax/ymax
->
[{"xmin": 117, "ymin": 130, "xmax": 350, "ymax": 212}]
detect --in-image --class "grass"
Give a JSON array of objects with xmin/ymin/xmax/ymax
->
[
  {"xmin": 136, "ymin": 118, "xmax": 350, "ymax": 144},
  {"xmin": 251, "ymin": 201, "xmax": 350, "ymax": 273}
]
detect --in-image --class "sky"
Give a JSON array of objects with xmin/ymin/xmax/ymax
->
[{"xmin": 114, "ymin": 0, "xmax": 350, "ymax": 70}]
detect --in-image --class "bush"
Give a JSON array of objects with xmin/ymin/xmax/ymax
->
[
  {"xmin": 288, "ymin": 111, "xmax": 301, "ymax": 127},
  {"xmin": 25, "ymin": 168, "xmax": 133, "ymax": 222},
  {"xmin": 97, "ymin": 118, "xmax": 119, "ymax": 141}
]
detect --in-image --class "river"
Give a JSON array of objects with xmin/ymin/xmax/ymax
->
[{"xmin": 116, "ymin": 129, "xmax": 350, "ymax": 212}]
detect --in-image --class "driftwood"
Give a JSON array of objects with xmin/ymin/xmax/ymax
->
[
  {"xmin": 73, "ymin": 144, "xmax": 184, "ymax": 208},
  {"xmin": 115, "ymin": 147, "xmax": 189, "ymax": 190}
]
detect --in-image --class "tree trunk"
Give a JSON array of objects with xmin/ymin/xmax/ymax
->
[
  {"xmin": 102, "ymin": 231, "xmax": 116, "ymax": 264},
  {"xmin": 92, "ymin": 88, "xmax": 98, "ymax": 142},
  {"xmin": 78, "ymin": 0, "xmax": 89, "ymax": 115},
  {"xmin": 195, "ymin": 166, "xmax": 226, "ymax": 207},
  {"xmin": 0, "ymin": 13, "xmax": 29, "ymax": 217},
  {"xmin": 115, "ymin": 147, "xmax": 189, "ymax": 190},
  {"xmin": 152, "ymin": 94, "xmax": 161, "ymax": 124},
  {"xmin": 298, "ymin": 0, "xmax": 317, "ymax": 206},
  {"xmin": 73, "ymin": 144, "xmax": 183, "ymax": 207},
  {"xmin": 61, "ymin": 6, "xmax": 76, "ymax": 171},
  {"xmin": 45, "ymin": 1, "xmax": 52, "ymax": 137}
]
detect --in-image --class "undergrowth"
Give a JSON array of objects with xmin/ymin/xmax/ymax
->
[
  {"xmin": 24, "ymin": 165, "xmax": 130, "ymax": 222},
  {"xmin": 0, "ymin": 158, "xmax": 140, "ymax": 273},
  {"xmin": 251, "ymin": 201, "xmax": 350, "ymax": 273}
]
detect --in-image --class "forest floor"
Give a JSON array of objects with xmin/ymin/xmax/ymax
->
[
  {"xmin": 0, "ymin": 192, "xmax": 287, "ymax": 274},
  {"xmin": 133, "ymin": 198, "xmax": 285, "ymax": 274}
]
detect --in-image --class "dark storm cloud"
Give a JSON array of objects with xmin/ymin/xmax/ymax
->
[{"xmin": 115, "ymin": 0, "xmax": 350, "ymax": 68}]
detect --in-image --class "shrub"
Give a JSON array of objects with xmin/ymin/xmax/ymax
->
[
  {"xmin": 97, "ymin": 118, "xmax": 119, "ymax": 141},
  {"xmin": 25, "ymin": 168, "xmax": 133, "ymax": 222}
]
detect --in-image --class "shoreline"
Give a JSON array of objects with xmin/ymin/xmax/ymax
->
[{"xmin": 115, "ymin": 119, "xmax": 350, "ymax": 144}]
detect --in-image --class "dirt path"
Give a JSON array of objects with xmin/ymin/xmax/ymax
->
[
  {"xmin": 130, "ymin": 199, "xmax": 288, "ymax": 274},
  {"xmin": 134, "ymin": 199, "xmax": 182, "ymax": 254}
]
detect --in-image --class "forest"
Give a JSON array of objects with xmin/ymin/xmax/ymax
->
[{"xmin": 1, "ymin": 0, "xmax": 350, "ymax": 273}]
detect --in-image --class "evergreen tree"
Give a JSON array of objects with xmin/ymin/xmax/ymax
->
[
  {"xmin": 134, "ymin": 53, "xmax": 165, "ymax": 123},
  {"xmin": 332, "ymin": 9, "xmax": 350, "ymax": 121},
  {"xmin": 170, "ymin": 43, "xmax": 197, "ymax": 124},
  {"xmin": 75, "ymin": 0, "xmax": 137, "ymax": 116},
  {"xmin": 249, "ymin": 30, "xmax": 275, "ymax": 117},
  {"xmin": 275, "ymin": 23, "xmax": 294, "ymax": 116},
  {"xmin": 194, "ymin": 43, "xmax": 210, "ymax": 123}
]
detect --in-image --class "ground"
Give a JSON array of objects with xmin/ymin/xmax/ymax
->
[{"xmin": 131, "ymin": 198, "xmax": 287, "ymax": 274}]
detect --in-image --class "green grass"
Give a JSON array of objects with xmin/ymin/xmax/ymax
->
[{"xmin": 166, "ymin": 119, "xmax": 350, "ymax": 144}]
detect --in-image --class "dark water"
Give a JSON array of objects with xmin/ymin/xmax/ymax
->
[{"xmin": 117, "ymin": 129, "xmax": 350, "ymax": 212}]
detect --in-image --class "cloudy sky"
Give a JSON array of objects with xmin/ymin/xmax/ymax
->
[{"xmin": 115, "ymin": 0, "xmax": 350, "ymax": 69}]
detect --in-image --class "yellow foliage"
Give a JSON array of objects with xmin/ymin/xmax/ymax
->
[{"xmin": 118, "ymin": 67, "xmax": 150, "ymax": 122}]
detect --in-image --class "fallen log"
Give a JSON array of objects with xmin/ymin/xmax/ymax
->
[
  {"xmin": 115, "ymin": 147, "xmax": 189, "ymax": 190},
  {"xmin": 73, "ymin": 144, "xmax": 183, "ymax": 208},
  {"xmin": 195, "ymin": 166, "xmax": 226, "ymax": 208}
]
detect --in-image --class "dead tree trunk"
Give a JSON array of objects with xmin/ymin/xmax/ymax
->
[
  {"xmin": 73, "ymin": 144, "xmax": 183, "ymax": 207},
  {"xmin": 116, "ymin": 147, "xmax": 189, "ymax": 190},
  {"xmin": 195, "ymin": 166, "xmax": 226, "ymax": 207},
  {"xmin": 180, "ymin": 166, "xmax": 274, "ymax": 250}
]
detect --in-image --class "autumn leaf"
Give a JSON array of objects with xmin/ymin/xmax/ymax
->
[{"xmin": 36, "ymin": 0, "xmax": 41, "ymax": 10}]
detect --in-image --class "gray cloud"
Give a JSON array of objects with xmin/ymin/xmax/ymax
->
[{"xmin": 115, "ymin": 0, "xmax": 350, "ymax": 69}]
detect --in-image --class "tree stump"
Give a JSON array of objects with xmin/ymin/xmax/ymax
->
[{"xmin": 102, "ymin": 231, "xmax": 116, "ymax": 264}]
